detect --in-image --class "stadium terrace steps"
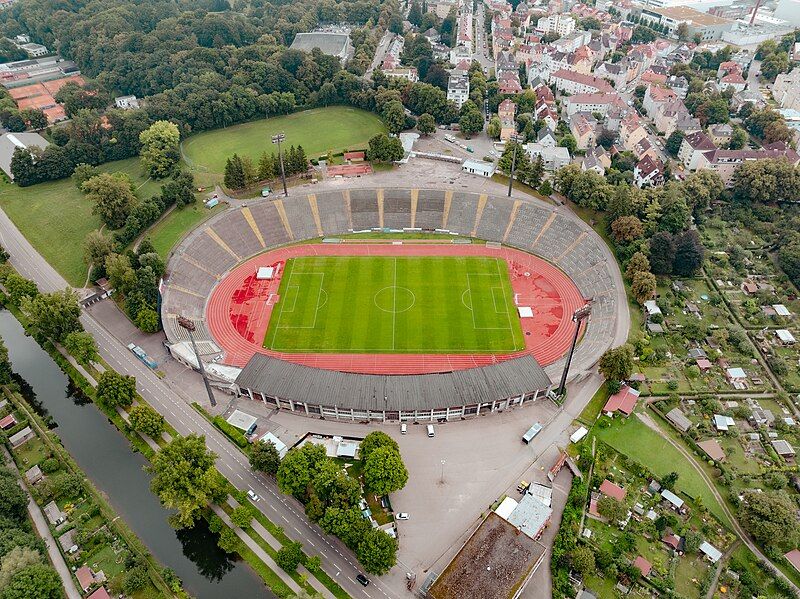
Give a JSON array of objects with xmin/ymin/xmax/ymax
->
[{"xmin": 161, "ymin": 189, "xmax": 618, "ymax": 378}]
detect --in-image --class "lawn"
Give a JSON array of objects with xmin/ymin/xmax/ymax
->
[
  {"xmin": 264, "ymin": 256, "xmax": 525, "ymax": 353},
  {"xmin": 181, "ymin": 106, "xmax": 386, "ymax": 175},
  {"xmin": 146, "ymin": 202, "xmax": 223, "ymax": 258},
  {"xmin": 0, "ymin": 158, "xmax": 160, "ymax": 286},
  {"xmin": 593, "ymin": 414, "xmax": 730, "ymax": 526}
]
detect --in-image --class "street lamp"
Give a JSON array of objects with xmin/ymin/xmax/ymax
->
[
  {"xmin": 507, "ymin": 133, "xmax": 522, "ymax": 198},
  {"xmin": 271, "ymin": 133, "xmax": 288, "ymax": 197},
  {"xmin": 556, "ymin": 301, "xmax": 593, "ymax": 398},
  {"xmin": 439, "ymin": 459, "xmax": 446, "ymax": 484},
  {"xmin": 177, "ymin": 316, "xmax": 217, "ymax": 407}
]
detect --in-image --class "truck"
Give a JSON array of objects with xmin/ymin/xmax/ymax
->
[
  {"xmin": 127, "ymin": 343, "xmax": 158, "ymax": 369},
  {"xmin": 521, "ymin": 422, "xmax": 543, "ymax": 444}
]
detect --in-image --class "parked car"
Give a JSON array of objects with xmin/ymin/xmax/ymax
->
[
  {"xmin": 396, "ymin": 512, "xmax": 410, "ymax": 520},
  {"xmin": 356, "ymin": 574, "xmax": 370, "ymax": 586}
]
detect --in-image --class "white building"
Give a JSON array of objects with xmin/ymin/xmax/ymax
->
[
  {"xmin": 773, "ymin": 69, "xmax": 800, "ymax": 112},
  {"xmin": 536, "ymin": 13, "xmax": 576, "ymax": 36},
  {"xmin": 462, "ymin": 159, "xmax": 496, "ymax": 177},
  {"xmin": 447, "ymin": 72, "xmax": 470, "ymax": 108},
  {"xmin": 114, "ymin": 95, "xmax": 140, "ymax": 110},
  {"xmin": 384, "ymin": 67, "xmax": 419, "ymax": 82}
]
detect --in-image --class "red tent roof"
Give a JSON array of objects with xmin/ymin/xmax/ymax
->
[
  {"xmin": 599, "ymin": 479, "xmax": 626, "ymax": 501},
  {"xmin": 603, "ymin": 385, "xmax": 640, "ymax": 415},
  {"xmin": 785, "ymin": 549, "xmax": 800, "ymax": 572},
  {"xmin": 634, "ymin": 555, "xmax": 652, "ymax": 576}
]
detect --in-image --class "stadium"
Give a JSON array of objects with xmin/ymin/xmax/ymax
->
[{"xmin": 161, "ymin": 188, "xmax": 619, "ymax": 421}]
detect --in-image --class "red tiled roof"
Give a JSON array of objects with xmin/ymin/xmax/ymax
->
[
  {"xmin": 634, "ymin": 556, "xmax": 652, "ymax": 576},
  {"xmin": 599, "ymin": 479, "xmax": 626, "ymax": 501},
  {"xmin": 75, "ymin": 566, "xmax": 93, "ymax": 591},
  {"xmin": 603, "ymin": 385, "xmax": 640, "ymax": 416},
  {"xmin": 551, "ymin": 69, "xmax": 614, "ymax": 92},
  {"xmin": 86, "ymin": 588, "xmax": 111, "ymax": 599}
]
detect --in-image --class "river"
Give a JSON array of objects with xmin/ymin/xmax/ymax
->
[{"xmin": 0, "ymin": 310, "xmax": 272, "ymax": 598}]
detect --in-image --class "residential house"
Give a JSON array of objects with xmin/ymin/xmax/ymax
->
[
  {"xmin": 666, "ymin": 408, "xmax": 693, "ymax": 433},
  {"xmin": 665, "ymin": 74, "xmax": 689, "ymax": 98},
  {"xmin": 563, "ymin": 92, "xmax": 625, "ymax": 117},
  {"xmin": 633, "ymin": 137, "xmax": 659, "ymax": 162},
  {"xmin": 719, "ymin": 71, "xmax": 746, "ymax": 93},
  {"xmin": 774, "ymin": 69, "xmax": 800, "ymax": 111},
  {"xmin": 384, "ymin": 67, "xmax": 418, "ymax": 82},
  {"xmin": 603, "ymin": 385, "xmax": 640, "ymax": 417},
  {"xmin": 599, "ymin": 479, "xmax": 626, "ymax": 501},
  {"xmin": 707, "ymin": 123, "xmax": 733, "ymax": 146},
  {"xmin": 678, "ymin": 131, "xmax": 717, "ymax": 171},
  {"xmin": 446, "ymin": 72, "xmax": 469, "ymax": 108},
  {"xmin": 536, "ymin": 13, "xmax": 576, "ymax": 36},
  {"xmin": 620, "ymin": 112, "xmax": 648, "ymax": 154},
  {"xmin": 498, "ymin": 99, "xmax": 517, "ymax": 142},
  {"xmin": 634, "ymin": 556, "xmax": 652, "ymax": 577},
  {"xmin": 569, "ymin": 113, "xmax": 597, "ymax": 150},
  {"xmin": 525, "ymin": 143, "xmax": 571, "ymax": 170},
  {"xmin": 536, "ymin": 127, "xmax": 557, "ymax": 148},
  {"xmin": 114, "ymin": 95, "xmax": 139, "ymax": 110},
  {"xmin": 643, "ymin": 85, "xmax": 678, "ymax": 119},
  {"xmin": 549, "ymin": 69, "xmax": 614, "ymax": 95},
  {"xmin": 594, "ymin": 61, "xmax": 628, "ymax": 89},
  {"xmin": 633, "ymin": 155, "xmax": 664, "ymax": 188},
  {"xmin": 695, "ymin": 146, "xmax": 800, "ymax": 187}
]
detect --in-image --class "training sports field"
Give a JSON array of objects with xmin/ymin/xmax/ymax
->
[{"xmin": 263, "ymin": 256, "xmax": 525, "ymax": 353}]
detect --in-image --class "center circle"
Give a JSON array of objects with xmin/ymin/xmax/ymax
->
[{"xmin": 374, "ymin": 286, "xmax": 415, "ymax": 313}]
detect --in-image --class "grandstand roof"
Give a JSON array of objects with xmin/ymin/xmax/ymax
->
[{"xmin": 236, "ymin": 353, "xmax": 551, "ymax": 411}]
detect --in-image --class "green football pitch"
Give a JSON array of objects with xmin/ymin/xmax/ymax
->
[{"xmin": 263, "ymin": 256, "xmax": 525, "ymax": 353}]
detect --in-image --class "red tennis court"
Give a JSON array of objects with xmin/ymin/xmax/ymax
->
[{"xmin": 206, "ymin": 243, "xmax": 586, "ymax": 374}]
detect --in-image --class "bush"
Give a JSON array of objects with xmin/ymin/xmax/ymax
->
[
  {"xmin": 39, "ymin": 458, "xmax": 60, "ymax": 474},
  {"xmin": 275, "ymin": 541, "xmax": 304, "ymax": 572},
  {"xmin": 212, "ymin": 416, "xmax": 249, "ymax": 448}
]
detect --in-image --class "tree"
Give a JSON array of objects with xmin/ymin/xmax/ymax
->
[
  {"xmin": 738, "ymin": 490, "xmax": 799, "ymax": 550},
  {"xmin": 160, "ymin": 171, "xmax": 195, "ymax": 208},
  {"xmin": 597, "ymin": 496, "xmax": 627, "ymax": 522},
  {"xmin": 631, "ymin": 271, "xmax": 657, "ymax": 305},
  {"xmin": 357, "ymin": 529, "xmax": 397, "ymax": 575},
  {"xmin": 672, "ymin": 230, "xmax": 705, "ymax": 276},
  {"xmin": 4, "ymin": 274, "xmax": 38, "ymax": 307},
  {"xmin": 458, "ymin": 105, "xmax": 484, "ymax": 138},
  {"xmin": 0, "ymin": 469, "xmax": 27, "ymax": 521},
  {"xmin": 363, "ymin": 446, "xmax": 408, "ymax": 495},
  {"xmin": 382, "ymin": 101, "xmax": 406, "ymax": 135},
  {"xmin": 224, "ymin": 154, "xmax": 246, "ymax": 189},
  {"xmin": 598, "ymin": 344, "xmax": 634, "ymax": 382},
  {"xmin": 128, "ymin": 404, "xmax": 165, "ymax": 438},
  {"xmin": 20, "ymin": 289, "xmax": 82, "ymax": 342},
  {"xmin": 416, "ymin": 113, "xmax": 436, "ymax": 135},
  {"xmin": 683, "ymin": 530, "xmax": 703, "ymax": 553},
  {"xmin": 82, "ymin": 173, "xmax": 137, "ymax": 229},
  {"xmin": 676, "ymin": 22, "xmax": 689, "ymax": 41},
  {"xmin": 9, "ymin": 148, "xmax": 37, "ymax": 187},
  {"xmin": 359, "ymin": 431, "xmax": 399, "ymax": 463},
  {"xmin": 733, "ymin": 158, "xmax": 800, "ymax": 204},
  {"xmin": 277, "ymin": 443, "xmax": 328, "ymax": 500},
  {"xmin": 82, "ymin": 230, "xmax": 115, "ymax": 269},
  {"xmin": 2, "ymin": 564, "xmax": 62, "ymax": 599},
  {"xmin": 275, "ymin": 541, "xmax": 304, "ymax": 572},
  {"xmin": 625, "ymin": 252, "xmax": 650, "ymax": 280},
  {"xmin": 72, "ymin": 163, "xmax": 99, "ymax": 188},
  {"xmin": 0, "ymin": 547, "xmax": 41, "ymax": 590},
  {"xmin": 366, "ymin": 134, "xmax": 404, "ymax": 163},
  {"xmin": 611, "ymin": 216, "xmax": 644, "ymax": 243},
  {"xmin": 230, "ymin": 505, "xmax": 253, "ymax": 529},
  {"xmin": 139, "ymin": 120, "xmax": 180, "ymax": 178},
  {"xmin": 728, "ymin": 126, "xmax": 748, "ymax": 150},
  {"xmin": 665, "ymin": 130, "xmax": 684, "ymax": 157},
  {"xmin": 558, "ymin": 133, "xmax": 577, "ymax": 155},
  {"xmin": 135, "ymin": 306, "xmax": 160, "ymax": 333},
  {"xmin": 661, "ymin": 472, "xmax": 679, "ymax": 490},
  {"xmin": 96, "ymin": 370, "xmax": 137, "ymax": 409},
  {"xmin": 249, "ymin": 439, "xmax": 281, "ymax": 476},
  {"xmin": 649, "ymin": 232, "xmax": 676, "ymax": 275},
  {"xmin": 487, "ymin": 115, "xmax": 501, "ymax": 139},
  {"xmin": 63, "ymin": 331, "xmax": 98, "ymax": 365},
  {"xmin": 149, "ymin": 434, "xmax": 225, "ymax": 528},
  {"xmin": 105, "ymin": 253, "xmax": 136, "ymax": 295},
  {"xmin": 570, "ymin": 545, "xmax": 596, "ymax": 576},
  {"xmin": 48, "ymin": 473, "xmax": 83, "ymax": 499}
]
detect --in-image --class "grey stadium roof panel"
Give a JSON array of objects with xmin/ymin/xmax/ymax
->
[{"xmin": 236, "ymin": 353, "xmax": 551, "ymax": 411}]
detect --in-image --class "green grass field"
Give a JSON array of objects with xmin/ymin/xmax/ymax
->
[
  {"xmin": 0, "ymin": 157, "xmax": 161, "ymax": 286},
  {"xmin": 182, "ymin": 106, "xmax": 386, "ymax": 176},
  {"xmin": 146, "ymin": 202, "xmax": 223, "ymax": 258},
  {"xmin": 264, "ymin": 256, "xmax": 525, "ymax": 353}
]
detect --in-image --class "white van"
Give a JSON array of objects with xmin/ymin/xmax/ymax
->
[
  {"xmin": 522, "ymin": 422, "xmax": 543, "ymax": 444},
  {"xmin": 401, "ymin": 423, "xmax": 407, "ymax": 434},
  {"xmin": 427, "ymin": 424, "xmax": 435, "ymax": 437}
]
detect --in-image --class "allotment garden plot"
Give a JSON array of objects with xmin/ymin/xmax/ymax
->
[{"xmin": 264, "ymin": 256, "xmax": 525, "ymax": 353}]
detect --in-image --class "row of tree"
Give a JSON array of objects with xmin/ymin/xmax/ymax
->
[
  {"xmin": 223, "ymin": 146, "xmax": 309, "ymax": 190},
  {"xmin": 275, "ymin": 431, "xmax": 407, "ymax": 574}
]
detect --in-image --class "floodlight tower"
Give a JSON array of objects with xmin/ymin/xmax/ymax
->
[
  {"xmin": 178, "ymin": 316, "xmax": 217, "ymax": 407},
  {"xmin": 556, "ymin": 301, "xmax": 593, "ymax": 398},
  {"xmin": 271, "ymin": 133, "xmax": 288, "ymax": 197},
  {"xmin": 507, "ymin": 133, "xmax": 522, "ymax": 197}
]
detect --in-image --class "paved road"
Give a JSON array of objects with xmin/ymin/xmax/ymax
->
[
  {"xmin": 0, "ymin": 207, "xmax": 399, "ymax": 599},
  {"xmin": 1, "ymin": 445, "xmax": 82, "ymax": 599}
]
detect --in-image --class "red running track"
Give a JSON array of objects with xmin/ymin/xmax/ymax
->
[{"xmin": 205, "ymin": 243, "xmax": 586, "ymax": 374}]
